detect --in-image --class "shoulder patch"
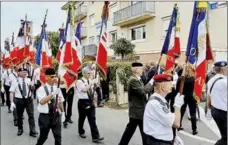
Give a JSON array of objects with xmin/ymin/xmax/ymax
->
[{"xmin": 162, "ymin": 107, "xmax": 170, "ymax": 114}]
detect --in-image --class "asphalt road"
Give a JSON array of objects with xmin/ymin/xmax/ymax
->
[{"xmin": 1, "ymin": 97, "xmax": 220, "ymax": 145}]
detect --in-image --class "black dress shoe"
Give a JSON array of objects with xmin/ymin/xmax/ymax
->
[
  {"xmin": 79, "ymin": 134, "xmax": 86, "ymax": 138},
  {"xmin": 178, "ymin": 127, "xmax": 184, "ymax": 131},
  {"xmin": 68, "ymin": 119, "xmax": 73, "ymax": 124},
  {"xmin": 92, "ymin": 137, "xmax": 104, "ymax": 143},
  {"xmin": 29, "ymin": 131, "xmax": 37, "ymax": 137},
  {"xmin": 193, "ymin": 130, "xmax": 198, "ymax": 135},
  {"xmin": 17, "ymin": 129, "xmax": 23, "ymax": 136}
]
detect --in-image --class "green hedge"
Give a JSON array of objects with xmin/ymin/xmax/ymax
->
[{"xmin": 108, "ymin": 62, "xmax": 132, "ymax": 93}]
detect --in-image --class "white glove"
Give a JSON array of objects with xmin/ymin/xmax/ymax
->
[
  {"xmin": 61, "ymin": 112, "xmax": 65, "ymax": 123},
  {"xmin": 174, "ymin": 93, "xmax": 184, "ymax": 108},
  {"xmin": 10, "ymin": 102, "xmax": 16, "ymax": 111},
  {"xmin": 1, "ymin": 86, "xmax": 5, "ymax": 93},
  {"xmin": 149, "ymin": 77, "xmax": 154, "ymax": 85},
  {"xmin": 206, "ymin": 109, "xmax": 212, "ymax": 120},
  {"xmin": 51, "ymin": 88, "xmax": 60, "ymax": 96}
]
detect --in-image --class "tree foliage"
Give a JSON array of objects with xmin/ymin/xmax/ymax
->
[
  {"xmin": 110, "ymin": 38, "xmax": 135, "ymax": 61},
  {"xmin": 34, "ymin": 31, "xmax": 59, "ymax": 57}
]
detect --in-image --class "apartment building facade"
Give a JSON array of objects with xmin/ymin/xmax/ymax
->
[{"xmin": 62, "ymin": 1, "xmax": 227, "ymax": 64}]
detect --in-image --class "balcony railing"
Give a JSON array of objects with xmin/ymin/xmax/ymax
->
[
  {"xmin": 82, "ymin": 44, "xmax": 97, "ymax": 60},
  {"xmin": 75, "ymin": 5, "xmax": 88, "ymax": 20},
  {"xmin": 113, "ymin": 2, "xmax": 155, "ymax": 26}
]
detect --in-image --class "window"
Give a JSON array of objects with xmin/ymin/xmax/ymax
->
[
  {"xmin": 131, "ymin": 26, "xmax": 146, "ymax": 41},
  {"xmin": 89, "ymin": 36, "xmax": 95, "ymax": 44},
  {"xmin": 162, "ymin": 16, "xmax": 171, "ymax": 38},
  {"xmin": 109, "ymin": 31, "xmax": 117, "ymax": 43},
  {"xmin": 89, "ymin": 14, "xmax": 95, "ymax": 26}
]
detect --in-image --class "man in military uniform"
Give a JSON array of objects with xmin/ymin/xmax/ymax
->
[
  {"xmin": 76, "ymin": 67, "xmax": 104, "ymax": 143},
  {"xmin": 2, "ymin": 64, "xmax": 12, "ymax": 113},
  {"xmin": 207, "ymin": 61, "xmax": 227, "ymax": 145},
  {"xmin": 144, "ymin": 74, "xmax": 184, "ymax": 145},
  {"xmin": 9, "ymin": 68, "xmax": 37, "ymax": 137},
  {"xmin": 118, "ymin": 62, "xmax": 154, "ymax": 145},
  {"xmin": 36, "ymin": 68, "xmax": 65, "ymax": 145}
]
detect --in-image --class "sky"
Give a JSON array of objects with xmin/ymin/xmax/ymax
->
[{"xmin": 1, "ymin": 2, "xmax": 66, "ymax": 50}]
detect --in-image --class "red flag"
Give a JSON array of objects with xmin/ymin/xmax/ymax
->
[{"xmin": 96, "ymin": 1, "xmax": 109, "ymax": 77}]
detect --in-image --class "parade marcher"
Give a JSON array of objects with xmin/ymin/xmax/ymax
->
[
  {"xmin": 204, "ymin": 65, "xmax": 216, "ymax": 117},
  {"xmin": 90, "ymin": 64, "xmax": 104, "ymax": 107},
  {"xmin": 33, "ymin": 67, "xmax": 41, "ymax": 100},
  {"xmin": 100, "ymin": 66, "xmax": 110, "ymax": 102},
  {"xmin": 9, "ymin": 65, "xmax": 21, "ymax": 126},
  {"xmin": 36, "ymin": 68, "xmax": 65, "ymax": 145},
  {"xmin": 176, "ymin": 64, "xmax": 198, "ymax": 135},
  {"xmin": 118, "ymin": 62, "xmax": 154, "ymax": 145},
  {"xmin": 207, "ymin": 61, "xmax": 227, "ymax": 145},
  {"xmin": 76, "ymin": 67, "xmax": 104, "ymax": 143},
  {"xmin": 141, "ymin": 61, "xmax": 152, "ymax": 85},
  {"xmin": 1, "ymin": 63, "xmax": 5, "ymax": 106},
  {"xmin": 60, "ymin": 83, "xmax": 74, "ymax": 128},
  {"xmin": 2, "ymin": 64, "xmax": 12, "ymax": 113},
  {"xmin": 143, "ymin": 74, "xmax": 184, "ymax": 145},
  {"xmin": 9, "ymin": 68, "xmax": 37, "ymax": 137}
]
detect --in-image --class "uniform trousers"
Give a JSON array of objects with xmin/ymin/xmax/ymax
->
[
  {"xmin": 14, "ymin": 97, "xmax": 35, "ymax": 131},
  {"xmin": 1, "ymin": 91, "xmax": 5, "ymax": 105},
  {"xmin": 119, "ymin": 118, "xmax": 147, "ymax": 145},
  {"xmin": 4, "ymin": 85, "xmax": 10, "ymax": 109},
  {"xmin": 13, "ymin": 97, "xmax": 18, "ymax": 122},
  {"xmin": 36, "ymin": 113, "xmax": 61, "ymax": 145},
  {"xmin": 95, "ymin": 87, "xmax": 103, "ymax": 105},
  {"xmin": 146, "ymin": 135, "xmax": 172, "ymax": 145},
  {"xmin": 61, "ymin": 87, "xmax": 74, "ymax": 121},
  {"xmin": 180, "ymin": 96, "xmax": 197, "ymax": 131},
  {"xmin": 78, "ymin": 99, "xmax": 100, "ymax": 139},
  {"xmin": 211, "ymin": 107, "xmax": 227, "ymax": 145}
]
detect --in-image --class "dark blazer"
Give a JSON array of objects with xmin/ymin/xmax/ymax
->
[{"xmin": 128, "ymin": 75, "xmax": 153, "ymax": 120}]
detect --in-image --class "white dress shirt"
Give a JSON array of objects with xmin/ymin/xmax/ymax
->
[
  {"xmin": 144, "ymin": 92, "xmax": 175, "ymax": 141},
  {"xmin": 37, "ymin": 83, "xmax": 65, "ymax": 114},
  {"xmin": 76, "ymin": 77, "xmax": 90, "ymax": 99},
  {"xmin": 207, "ymin": 74, "xmax": 227, "ymax": 111},
  {"xmin": 9, "ymin": 70, "xmax": 18, "ymax": 84},
  {"xmin": 2, "ymin": 69, "xmax": 11, "ymax": 86},
  {"xmin": 9, "ymin": 77, "xmax": 31, "ymax": 99}
]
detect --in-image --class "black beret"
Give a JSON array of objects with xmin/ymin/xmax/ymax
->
[
  {"xmin": 132, "ymin": 62, "xmax": 143, "ymax": 67},
  {"xmin": 45, "ymin": 68, "xmax": 56, "ymax": 75},
  {"xmin": 214, "ymin": 61, "xmax": 227, "ymax": 67},
  {"xmin": 18, "ymin": 68, "xmax": 27, "ymax": 72}
]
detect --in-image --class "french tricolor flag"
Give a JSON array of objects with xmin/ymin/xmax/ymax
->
[{"xmin": 162, "ymin": 4, "xmax": 181, "ymax": 73}]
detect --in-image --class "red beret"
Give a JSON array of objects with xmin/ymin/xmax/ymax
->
[{"xmin": 154, "ymin": 74, "xmax": 172, "ymax": 82}]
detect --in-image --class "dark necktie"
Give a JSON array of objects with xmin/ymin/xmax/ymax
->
[
  {"xmin": 51, "ymin": 86, "xmax": 53, "ymax": 93},
  {"xmin": 87, "ymin": 80, "xmax": 92, "ymax": 99},
  {"xmin": 22, "ymin": 78, "xmax": 27, "ymax": 97}
]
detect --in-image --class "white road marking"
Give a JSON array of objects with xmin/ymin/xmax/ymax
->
[
  {"xmin": 178, "ymin": 130, "xmax": 216, "ymax": 144},
  {"xmin": 198, "ymin": 106, "xmax": 221, "ymax": 138}
]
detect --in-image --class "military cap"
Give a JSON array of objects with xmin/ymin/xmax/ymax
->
[
  {"xmin": 131, "ymin": 62, "xmax": 143, "ymax": 67},
  {"xmin": 154, "ymin": 74, "xmax": 172, "ymax": 82},
  {"xmin": 45, "ymin": 68, "xmax": 56, "ymax": 75},
  {"xmin": 214, "ymin": 61, "xmax": 227, "ymax": 67},
  {"xmin": 82, "ymin": 67, "xmax": 92, "ymax": 74}
]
